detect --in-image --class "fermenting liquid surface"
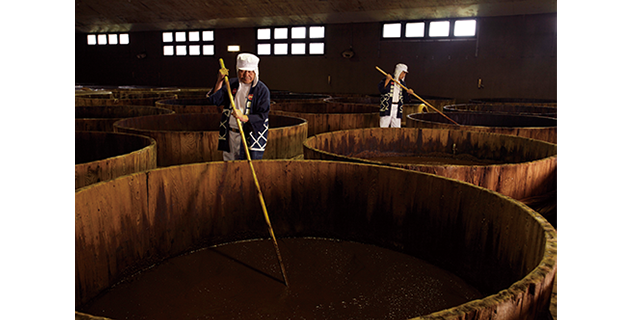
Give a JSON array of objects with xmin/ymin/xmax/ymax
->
[{"xmin": 80, "ymin": 238, "xmax": 482, "ymax": 320}]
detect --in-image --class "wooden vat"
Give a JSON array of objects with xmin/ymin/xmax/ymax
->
[
  {"xmin": 407, "ymin": 112, "xmax": 557, "ymax": 144},
  {"xmin": 444, "ymin": 103, "xmax": 557, "ymax": 118},
  {"xmin": 75, "ymin": 131, "xmax": 157, "ymax": 189},
  {"xmin": 303, "ymin": 128, "xmax": 556, "ymax": 203},
  {"xmin": 271, "ymin": 102, "xmax": 380, "ymax": 136},
  {"xmin": 75, "ymin": 106, "xmax": 175, "ymax": 132},
  {"xmin": 113, "ymin": 113, "xmax": 308, "ymax": 166},
  {"xmin": 270, "ymin": 92, "xmax": 331, "ymax": 103},
  {"xmin": 155, "ymin": 98, "xmax": 223, "ymax": 114},
  {"xmin": 75, "ymin": 160, "xmax": 556, "ymax": 320},
  {"xmin": 324, "ymin": 95, "xmax": 455, "ymax": 127},
  {"xmin": 75, "ymin": 88, "xmax": 208, "ymax": 107},
  {"xmin": 470, "ymin": 98, "xmax": 557, "ymax": 107}
]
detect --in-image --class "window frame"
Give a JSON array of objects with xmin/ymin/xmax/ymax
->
[
  {"xmin": 87, "ymin": 33, "xmax": 130, "ymax": 45},
  {"xmin": 162, "ymin": 30, "xmax": 215, "ymax": 57},
  {"xmin": 381, "ymin": 18, "xmax": 478, "ymax": 41},
  {"xmin": 257, "ymin": 25, "xmax": 326, "ymax": 56}
]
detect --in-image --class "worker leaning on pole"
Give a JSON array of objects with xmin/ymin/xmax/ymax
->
[
  {"xmin": 378, "ymin": 63, "xmax": 414, "ymax": 128},
  {"xmin": 208, "ymin": 53, "xmax": 271, "ymax": 160}
]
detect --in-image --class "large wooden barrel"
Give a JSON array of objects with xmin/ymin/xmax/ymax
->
[
  {"xmin": 75, "ymin": 131, "xmax": 157, "ymax": 189},
  {"xmin": 75, "ymin": 106, "xmax": 175, "ymax": 132},
  {"xmin": 271, "ymin": 92, "xmax": 331, "ymax": 103},
  {"xmin": 155, "ymin": 98, "xmax": 223, "ymax": 114},
  {"xmin": 303, "ymin": 128, "xmax": 556, "ymax": 203},
  {"xmin": 444, "ymin": 103, "xmax": 557, "ymax": 118},
  {"xmin": 324, "ymin": 96, "xmax": 456, "ymax": 127},
  {"xmin": 271, "ymin": 102, "xmax": 380, "ymax": 136},
  {"xmin": 75, "ymin": 160, "xmax": 556, "ymax": 320},
  {"xmin": 75, "ymin": 88, "xmax": 209, "ymax": 106},
  {"xmin": 470, "ymin": 98, "xmax": 557, "ymax": 107},
  {"xmin": 407, "ymin": 112, "xmax": 557, "ymax": 144},
  {"xmin": 113, "ymin": 113, "xmax": 308, "ymax": 166}
]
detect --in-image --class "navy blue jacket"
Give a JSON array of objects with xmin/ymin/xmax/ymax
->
[{"xmin": 208, "ymin": 78, "xmax": 270, "ymax": 158}]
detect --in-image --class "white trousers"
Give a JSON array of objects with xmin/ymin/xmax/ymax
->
[
  {"xmin": 222, "ymin": 130, "xmax": 243, "ymax": 161},
  {"xmin": 380, "ymin": 104, "xmax": 401, "ymax": 128}
]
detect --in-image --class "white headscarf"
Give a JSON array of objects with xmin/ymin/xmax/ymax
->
[
  {"xmin": 236, "ymin": 53, "xmax": 260, "ymax": 87},
  {"xmin": 394, "ymin": 63, "xmax": 408, "ymax": 82}
]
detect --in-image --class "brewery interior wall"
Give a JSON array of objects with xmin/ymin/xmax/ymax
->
[{"xmin": 75, "ymin": 13, "xmax": 556, "ymax": 102}]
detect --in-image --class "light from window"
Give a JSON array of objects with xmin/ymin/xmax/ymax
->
[
  {"xmin": 429, "ymin": 21, "xmax": 450, "ymax": 37},
  {"xmin": 164, "ymin": 46, "xmax": 174, "ymax": 56},
  {"xmin": 175, "ymin": 32, "xmax": 187, "ymax": 42},
  {"xmin": 310, "ymin": 26, "xmax": 325, "ymax": 38},
  {"xmin": 383, "ymin": 23, "xmax": 401, "ymax": 38},
  {"xmin": 108, "ymin": 34, "xmax": 118, "ymax": 45},
  {"xmin": 203, "ymin": 45, "xmax": 214, "ymax": 55},
  {"xmin": 274, "ymin": 28, "xmax": 288, "ymax": 39},
  {"xmin": 310, "ymin": 42, "xmax": 325, "ymax": 55},
  {"xmin": 227, "ymin": 45, "xmax": 240, "ymax": 52},
  {"xmin": 189, "ymin": 45, "xmax": 200, "ymax": 55},
  {"xmin": 406, "ymin": 22, "xmax": 425, "ymax": 38},
  {"xmin": 176, "ymin": 45, "xmax": 187, "ymax": 55},
  {"xmin": 274, "ymin": 43, "xmax": 288, "ymax": 55},
  {"xmin": 189, "ymin": 31, "xmax": 200, "ymax": 42},
  {"xmin": 292, "ymin": 27, "xmax": 306, "ymax": 39},
  {"xmin": 292, "ymin": 43, "xmax": 306, "ymax": 55},
  {"xmin": 120, "ymin": 34, "xmax": 129, "ymax": 45},
  {"xmin": 163, "ymin": 32, "xmax": 173, "ymax": 42},
  {"xmin": 454, "ymin": 20, "xmax": 476, "ymax": 36},
  {"xmin": 257, "ymin": 28, "xmax": 271, "ymax": 40},
  {"xmin": 87, "ymin": 34, "xmax": 97, "ymax": 45},
  {"xmin": 258, "ymin": 43, "xmax": 271, "ymax": 55},
  {"xmin": 202, "ymin": 31, "xmax": 214, "ymax": 41},
  {"xmin": 97, "ymin": 34, "xmax": 107, "ymax": 45}
]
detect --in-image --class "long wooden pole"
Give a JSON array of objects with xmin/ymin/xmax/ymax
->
[
  {"xmin": 219, "ymin": 58, "xmax": 290, "ymax": 287},
  {"xmin": 375, "ymin": 66, "xmax": 460, "ymax": 126}
]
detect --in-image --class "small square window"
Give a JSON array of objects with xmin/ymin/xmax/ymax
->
[
  {"xmin": 405, "ymin": 22, "xmax": 425, "ymax": 38},
  {"xmin": 454, "ymin": 20, "xmax": 476, "ymax": 37},
  {"xmin": 227, "ymin": 45, "xmax": 240, "ymax": 52},
  {"xmin": 203, "ymin": 45, "xmax": 214, "ymax": 55},
  {"xmin": 176, "ymin": 45, "xmax": 187, "ymax": 55},
  {"xmin": 258, "ymin": 43, "xmax": 271, "ymax": 55},
  {"xmin": 164, "ymin": 46, "xmax": 174, "ymax": 56},
  {"xmin": 309, "ymin": 26, "xmax": 325, "ymax": 38},
  {"xmin": 429, "ymin": 21, "xmax": 450, "ymax": 37},
  {"xmin": 292, "ymin": 27, "xmax": 306, "ymax": 39},
  {"xmin": 258, "ymin": 28, "xmax": 271, "ymax": 40},
  {"xmin": 108, "ymin": 34, "xmax": 118, "ymax": 45},
  {"xmin": 189, "ymin": 45, "xmax": 200, "ymax": 55},
  {"xmin": 382, "ymin": 23, "xmax": 401, "ymax": 38},
  {"xmin": 97, "ymin": 34, "xmax": 107, "ymax": 45},
  {"xmin": 292, "ymin": 43, "xmax": 306, "ymax": 55},
  {"xmin": 202, "ymin": 31, "xmax": 214, "ymax": 41},
  {"xmin": 163, "ymin": 32, "xmax": 173, "ymax": 42},
  {"xmin": 189, "ymin": 31, "xmax": 200, "ymax": 42},
  {"xmin": 119, "ymin": 34, "xmax": 129, "ymax": 45},
  {"xmin": 310, "ymin": 42, "xmax": 325, "ymax": 55},
  {"xmin": 274, "ymin": 43, "xmax": 288, "ymax": 55},
  {"xmin": 274, "ymin": 28, "xmax": 288, "ymax": 40},
  {"xmin": 87, "ymin": 34, "xmax": 97, "ymax": 45},
  {"xmin": 175, "ymin": 32, "xmax": 187, "ymax": 42}
]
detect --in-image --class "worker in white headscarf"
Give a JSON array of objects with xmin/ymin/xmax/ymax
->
[
  {"xmin": 378, "ymin": 63, "xmax": 414, "ymax": 128},
  {"xmin": 208, "ymin": 53, "xmax": 270, "ymax": 160}
]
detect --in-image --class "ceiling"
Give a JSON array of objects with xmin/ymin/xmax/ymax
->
[{"xmin": 75, "ymin": 0, "xmax": 556, "ymax": 33}]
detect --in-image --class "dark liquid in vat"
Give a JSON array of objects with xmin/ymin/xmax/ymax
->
[{"xmin": 80, "ymin": 238, "xmax": 482, "ymax": 320}]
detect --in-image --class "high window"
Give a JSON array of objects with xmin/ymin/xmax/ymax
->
[
  {"xmin": 163, "ymin": 30, "xmax": 214, "ymax": 56},
  {"xmin": 381, "ymin": 19, "xmax": 477, "ymax": 39},
  {"xmin": 87, "ymin": 33, "xmax": 129, "ymax": 45},
  {"xmin": 257, "ymin": 26, "xmax": 325, "ymax": 56}
]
